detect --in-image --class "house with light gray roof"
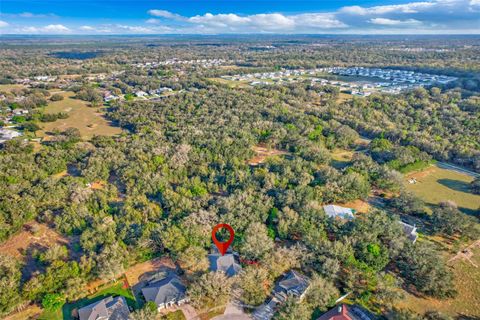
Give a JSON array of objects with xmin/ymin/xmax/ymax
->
[
  {"xmin": 400, "ymin": 221, "xmax": 418, "ymax": 243},
  {"xmin": 323, "ymin": 205, "xmax": 355, "ymax": 220},
  {"xmin": 78, "ymin": 296, "xmax": 129, "ymax": 320},
  {"xmin": 208, "ymin": 252, "xmax": 242, "ymax": 277},
  {"xmin": 141, "ymin": 274, "xmax": 188, "ymax": 310}
]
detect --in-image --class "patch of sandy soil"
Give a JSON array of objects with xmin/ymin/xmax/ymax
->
[
  {"xmin": 84, "ymin": 257, "xmax": 176, "ymax": 294},
  {"xmin": 405, "ymin": 165, "xmax": 436, "ymax": 180},
  {"xmin": 0, "ymin": 222, "xmax": 72, "ymax": 261},
  {"xmin": 342, "ymin": 199, "xmax": 370, "ymax": 213},
  {"xmin": 248, "ymin": 144, "xmax": 289, "ymax": 166}
]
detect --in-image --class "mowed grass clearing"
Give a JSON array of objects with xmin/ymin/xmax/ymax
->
[
  {"xmin": 38, "ymin": 91, "xmax": 122, "ymax": 140},
  {"xmin": 404, "ymin": 164, "xmax": 479, "ymax": 215}
]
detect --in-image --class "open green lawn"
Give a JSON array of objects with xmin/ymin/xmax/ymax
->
[
  {"xmin": 330, "ymin": 148, "xmax": 355, "ymax": 169},
  {"xmin": 38, "ymin": 91, "xmax": 122, "ymax": 140},
  {"xmin": 208, "ymin": 78, "xmax": 250, "ymax": 88},
  {"xmin": 404, "ymin": 164, "xmax": 480, "ymax": 215},
  {"xmin": 39, "ymin": 281, "xmax": 136, "ymax": 320},
  {"xmin": 162, "ymin": 310, "xmax": 187, "ymax": 320}
]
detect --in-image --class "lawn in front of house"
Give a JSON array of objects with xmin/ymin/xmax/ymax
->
[{"xmin": 39, "ymin": 281, "xmax": 136, "ymax": 320}]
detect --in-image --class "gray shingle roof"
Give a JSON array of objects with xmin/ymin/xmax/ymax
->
[
  {"xmin": 141, "ymin": 275, "xmax": 186, "ymax": 306},
  {"xmin": 274, "ymin": 270, "xmax": 310, "ymax": 298},
  {"xmin": 323, "ymin": 205, "xmax": 354, "ymax": 220},
  {"xmin": 78, "ymin": 296, "xmax": 129, "ymax": 320},
  {"xmin": 208, "ymin": 253, "xmax": 242, "ymax": 277}
]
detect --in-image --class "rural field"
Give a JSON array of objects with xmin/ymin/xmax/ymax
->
[
  {"xmin": 405, "ymin": 164, "xmax": 480, "ymax": 215},
  {"xmin": 0, "ymin": 84, "xmax": 26, "ymax": 92},
  {"xmin": 38, "ymin": 91, "xmax": 122, "ymax": 140}
]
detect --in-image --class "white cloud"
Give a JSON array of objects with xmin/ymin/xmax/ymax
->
[
  {"xmin": 146, "ymin": 18, "xmax": 160, "ymax": 24},
  {"xmin": 369, "ymin": 18, "xmax": 422, "ymax": 25},
  {"xmin": 340, "ymin": 2, "xmax": 435, "ymax": 15},
  {"xmin": 295, "ymin": 13, "xmax": 348, "ymax": 28},
  {"xmin": 0, "ymin": 20, "xmax": 9, "ymax": 28},
  {"xmin": 16, "ymin": 24, "xmax": 71, "ymax": 34},
  {"xmin": 1, "ymin": 12, "xmax": 57, "ymax": 18},
  {"xmin": 79, "ymin": 25, "xmax": 94, "ymax": 31},
  {"xmin": 147, "ymin": 10, "xmax": 347, "ymax": 33},
  {"xmin": 42, "ymin": 24, "xmax": 70, "ymax": 33},
  {"xmin": 148, "ymin": 10, "xmax": 183, "ymax": 20}
]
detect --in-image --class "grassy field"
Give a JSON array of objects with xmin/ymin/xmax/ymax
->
[
  {"xmin": 208, "ymin": 78, "xmax": 250, "ymax": 88},
  {"xmin": 38, "ymin": 91, "xmax": 122, "ymax": 140},
  {"xmin": 330, "ymin": 148, "xmax": 355, "ymax": 169},
  {"xmin": 397, "ymin": 242, "xmax": 480, "ymax": 317},
  {"xmin": 161, "ymin": 310, "xmax": 187, "ymax": 320},
  {"xmin": 404, "ymin": 164, "xmax": 480, "ymax": 215},
  {"xmin": 39, "ymin": 281, "xmax": 136, "ymax": 320},
  {"xmin": 0, "ymin": 84, "xmax": 26, "ymax": 92}
]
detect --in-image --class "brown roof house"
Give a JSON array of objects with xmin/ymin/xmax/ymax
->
[
  {"xmin": 78, "ymin": 296, "xmax": 130, "ymax": 320},
  {"xmin": 317, "ymin": 304, "xmax": 374, "ymax": 320},
  {"xmin": 141, "ymin": 274, "xmax": 188, "ymax": 311}
]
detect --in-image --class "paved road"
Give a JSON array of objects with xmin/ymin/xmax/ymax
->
[
  {"xmin": 437, "ymin": 161, "xmax": 480, "ymax": 178},
  {"xmin": 211, "ymin": 302, "xmax": 252, "ymax": 320}
]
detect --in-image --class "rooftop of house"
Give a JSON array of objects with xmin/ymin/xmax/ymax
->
[
  {"xmin": 400, "ymin": 221, "xmax": 418, "ymax": 243},
  {"xmin": 323, "ymin": 205, "xmax": 355, "ymax": 220},
  {"xmin": 316, "ymin": 304, "xmax": 374, "ymax": 320},
  {"xmin": 208, "ymin": 252, "xmax": 242, "ymax": 277},
  {"xmin": 141, "ymin": 274, "xmax": 186, "ymax": 306},
  {"xmin": 274, "ymin": 270, "xmax": 310, "ymax": 297},
  {"xmin": 78, "ymin": 296, "xmax": 129, "ymax": 320}
]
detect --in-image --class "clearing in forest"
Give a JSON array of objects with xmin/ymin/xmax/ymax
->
[
  {"xmin": 0, "ymin": 84, "xmax": 26, "ymax": 92},
  {"xmin": 38, "ymin": 91, "xmax": 122, "ymax": 140},
  {"xmin": 397, "ymin": 240, "xmax": 480, "ymax": 318},
  {"xmin": 248, "ymin": 145, "xmax": 289, "ymax": 165},
  {"xmin": 0, "ymin": 222, "xmax": 78, "ymax": 279},
  {"xmin": 404, "ymin": 164, "xmax": 479, "ymax": 215}
]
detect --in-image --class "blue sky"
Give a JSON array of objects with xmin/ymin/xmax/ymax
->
[{"xmin": 0, "ymin": 0, "xmax": 479, "ymax": 34}]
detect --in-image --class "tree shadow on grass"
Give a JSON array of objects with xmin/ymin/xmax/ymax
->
[{"xmin": 438, "ymin": 179, "xmax": 472, "ymax": 193}]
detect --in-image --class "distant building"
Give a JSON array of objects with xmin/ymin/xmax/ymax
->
[
  {"xmin": 316, "ymin": 304, "xmax": 374, "ymax": 320},
  {"xmin": 208, "ymin": 252, "xmax": 242, "ymax": 277},
  {"xmin": 141, "ymin": 274, "xmax": 188, "ymax": 310},
  {"xmin": 323, "ymin": 205, "xmax": 355, "ymax": 220},
  {"xmin": 135, "ymin": 91, "xmax": 148, "ymax": 97},
  {"xmin": 0, "ymin": 128, "xmax": 22, "ymax": 144},
  {"xmin": 78, "ymin": 296, "xmax": 130, "ymax": 320},
  {"xmin": 400, "ymin": 221, "xmax": 418, "ymax": 243}
]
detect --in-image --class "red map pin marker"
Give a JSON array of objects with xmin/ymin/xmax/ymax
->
[{"xmin": 212, "ymin": 223, "xmax": 235, "ymax": 256}]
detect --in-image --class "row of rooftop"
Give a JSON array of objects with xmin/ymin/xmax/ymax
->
[
  {"xmin": 134, "ymin": 58, "xmax": 227, "ymax": 69},
  {"xmin": 77, "ymin": 204, "xmax": 417, "ymax": 320},
  {"xmin": 221, "ymin": 66, "xmax": 457, "ymax": 94}
]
